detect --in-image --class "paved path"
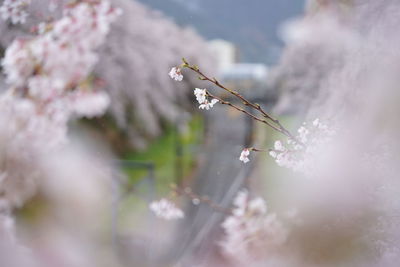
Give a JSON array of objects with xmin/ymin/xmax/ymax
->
[
  {"xmin": 114, "ymin": 99, "xmax": 272, "ymax": 267},
  {"xmin": 171, "ymin": 104, "xmax": 256, "ymax": 265}
]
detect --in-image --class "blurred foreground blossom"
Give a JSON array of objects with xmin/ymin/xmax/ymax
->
[
  {"xmin": 150, "ymin": 198, "xmax": 184, "ymax": 220},
  {"xmin": 221, "ymin": 190, "xmax": 288, "ymax": 262},
  {"xmin": 0, "ymin": 0, "xmax": 121, "ymax": 259},
  {"xmin": 0, "ymin": 1, "xmax": 121, "ymax": 159},
  {"xmin": 169, "ymin": 67, "xmax": 183, "ymax": 81},
  {"xmin": 269, "ymin": 118, "xmax": 336, "ymax": 174}
]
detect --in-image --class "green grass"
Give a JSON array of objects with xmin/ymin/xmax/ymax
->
[
  {"xmin": 122, "ymin": 114, "xmax": 204, "ymax": 195},
  {"xmin": 116, "ymin": 115, "xmax": 204, "ymax": 232}
]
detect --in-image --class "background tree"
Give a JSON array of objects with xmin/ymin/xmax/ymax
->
[{"xmin": 0, "ymin": 0, "xmax": 215, "ymax": 152}]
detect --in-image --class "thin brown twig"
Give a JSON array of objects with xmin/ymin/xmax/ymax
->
[
  {"xmin": 182, "ymin": 59, "xmax": 298, "ymax": 141},
  {"xmin": 251, "ymin": 148, "xmax": 269, "ymax": 153},
  {"xmin": 205, "ymin": 91, "xmax": 284, "ymax": 134},
  {"xmin": 172, "ymin": 185, "xmax": 231, "ymax": 215}
]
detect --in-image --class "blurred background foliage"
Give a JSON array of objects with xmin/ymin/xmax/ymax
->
[
  {"xmin": 4, "ymin": 1, "xmax": 395, "ymax": 266},
  {"xmin": 0, "ymin": 0, "xmax": 309, "ymax": 213}
]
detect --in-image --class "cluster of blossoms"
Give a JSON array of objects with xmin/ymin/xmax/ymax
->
[
  {"xmin": 168, "ymin": 67, "xmax": 219, "ymax": 110},
  {"xmin": 0, "ymin": 0, "xmax": 121, "ymax": 243},
  {"xmin": 0, "ymin": 0, "xmax": 30, "ymax": 24},
  {"xmin": 220, "ymin": 190, "xmax": 288, "ymax": 261},
  {"xmin": 149, "ymin": 198, "xmax": 184, "ymax": 220},
  {"xmin": 193, "ymin": 88, "xmax": 219, "ymax": 110},
  {"xmin": 269, "ymin": 118, "xmax": 336, "ymax": 174},
  {"xmin": 1, "ymin": 1, "xmax": 121, "ymax": 151}
]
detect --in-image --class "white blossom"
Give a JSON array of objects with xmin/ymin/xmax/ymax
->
[
  {"xmin": 169, "ymin": 67, "xmax": 183, "ymax": 81},
  {"xmin": 194, "ymin": 88, "xmax": 207, "ymax": 104},
  {"xmin": 199, "ymin": 98, "xmax": 219, "ymax": 110},
  {"xmin": 149, "ymin": 198, "xmax": 184, "ymax": 220},
  {"xmin": 239, "ymin": 148, "xmax": 250, "ymax": 163},
  {"xmin": 193, "ymin": 88, "xmax": 219, "ymax": 110}
]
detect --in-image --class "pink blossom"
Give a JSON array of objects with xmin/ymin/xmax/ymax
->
[
  {"xmin": 0, "ymin": 0, "xmax": 121, "ymax": 216},
  {"xmin": 194, "ymin": 88, "xmax": 207, "ymax": 104}
]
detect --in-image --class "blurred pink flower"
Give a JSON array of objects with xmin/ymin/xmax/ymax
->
[{"xmin": 149, "ymin": 198, "xmax": 184, "ymax": 220}]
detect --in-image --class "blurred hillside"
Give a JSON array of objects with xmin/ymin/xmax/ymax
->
[{"xmin": 137, "ymin": 0, "xmax": 305, "ymax": 64}]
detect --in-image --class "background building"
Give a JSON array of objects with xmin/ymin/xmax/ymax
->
[{"xmin": 207, "ymin": 39, "xmax": 237, "ymax": 74}]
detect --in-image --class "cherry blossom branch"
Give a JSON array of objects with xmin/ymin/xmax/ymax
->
[
  {"xmin": 181, "ymin": 58, "xmax": 297, "ymax": 141},
  {"xmin": 205, "ymin": 90, "xmax": 285, "ymax": 133},
  {"xmin": 239, "ymin": 147, "xmax": 270, "ymax": 163}
]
